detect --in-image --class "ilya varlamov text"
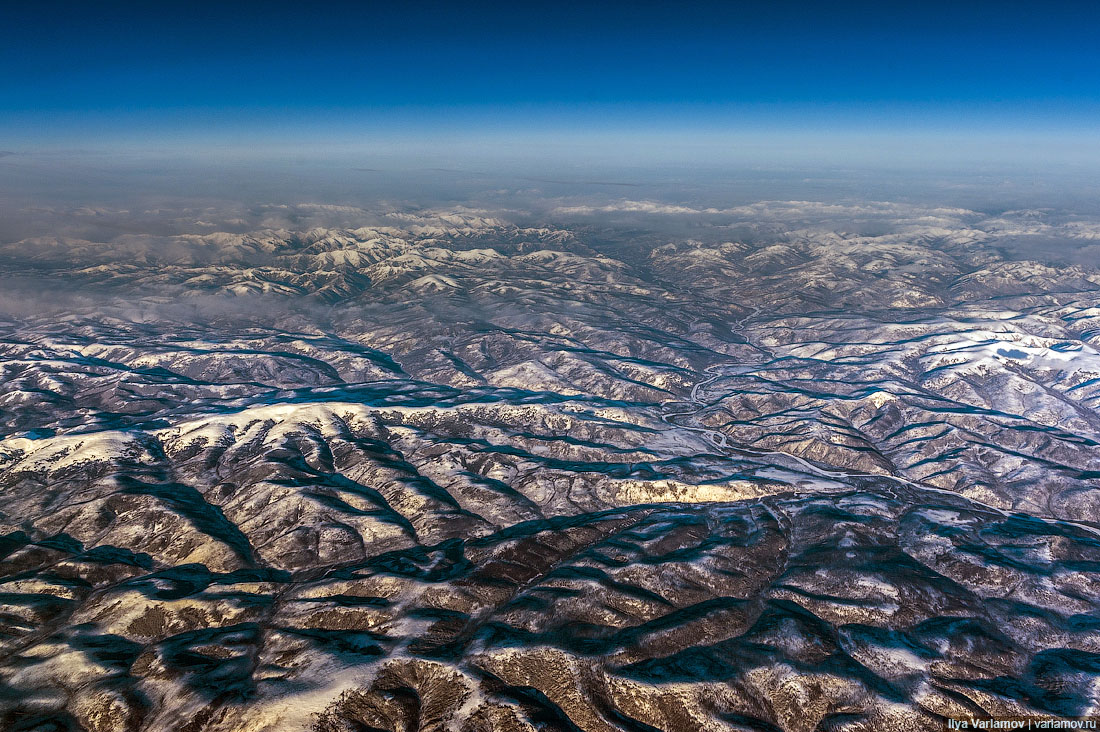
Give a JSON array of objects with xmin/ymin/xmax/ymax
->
[{"xmin": 946, "ymin": 720, "xmax": 1099, "ymax": 730}]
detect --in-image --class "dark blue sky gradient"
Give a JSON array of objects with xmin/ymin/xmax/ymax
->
[{"xmin": 3, "ymin": 0, "xmax": 1099, "ymax": 145}]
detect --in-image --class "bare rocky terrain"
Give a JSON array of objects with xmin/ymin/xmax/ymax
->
[{"xmin": 1, "ymin": 201, "xmax": 1099, "ymax": 730}]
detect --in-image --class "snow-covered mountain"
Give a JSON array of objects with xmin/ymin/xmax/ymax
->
[{"xmin": 2, "ymin": 203, "xmax": 1099, "ymax": 730}]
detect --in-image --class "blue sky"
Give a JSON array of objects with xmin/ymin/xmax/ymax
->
[{"xmin": 2, "ymin": 0, "xmax": 1099, "ymax": 150}]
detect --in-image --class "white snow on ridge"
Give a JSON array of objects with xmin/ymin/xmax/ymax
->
[
  {"xmin": 0, "ymin": 432, "xmax": 148, "ymax": 473},
  {"xmin": 922, "ymin": 333, "xmax": 1100, "ymax": 376}
]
